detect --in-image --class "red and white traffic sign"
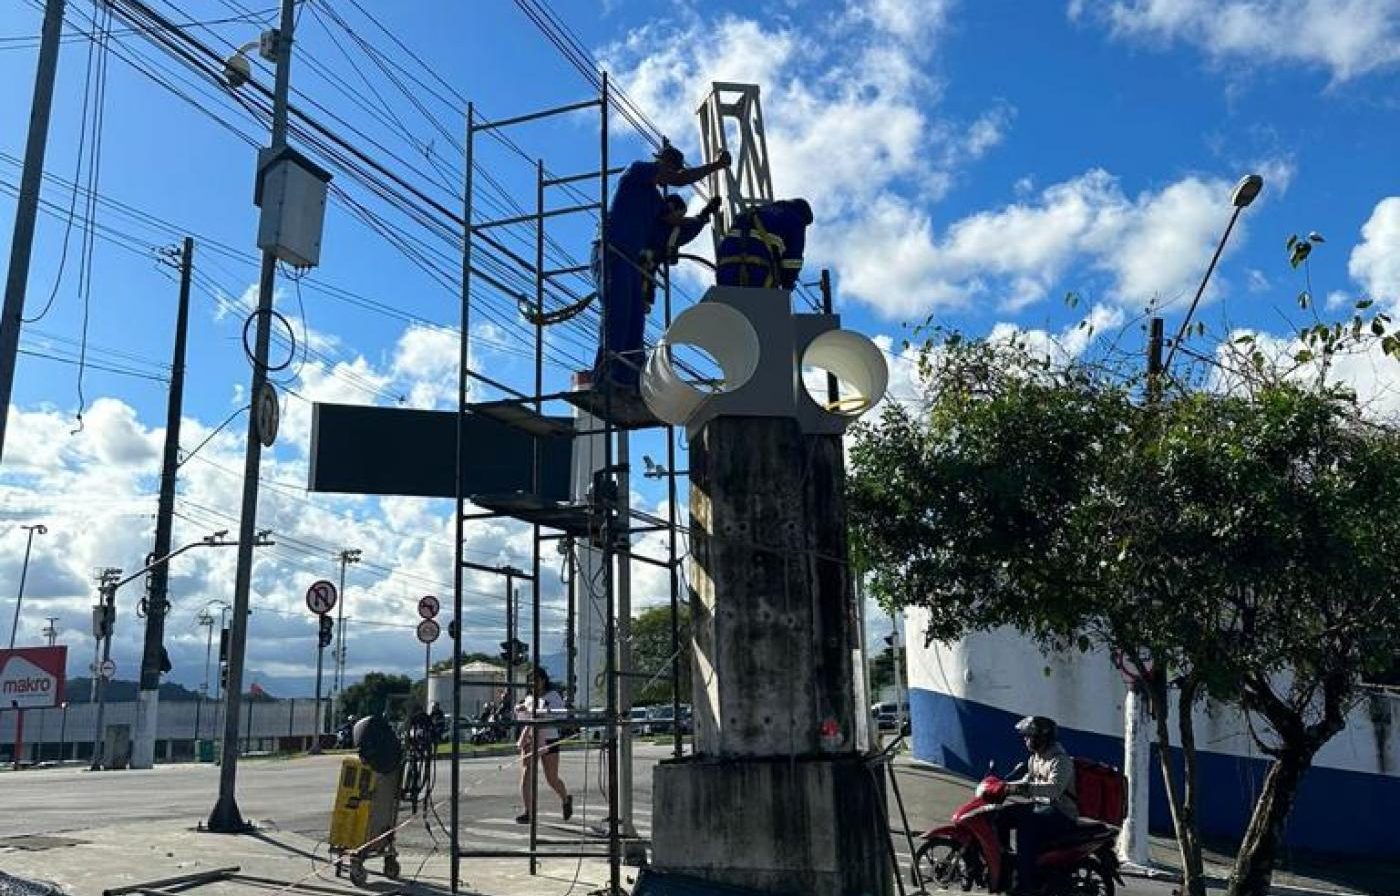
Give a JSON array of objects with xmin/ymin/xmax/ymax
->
[
  {"xmin": 416, "ymin": 619, "xmax": 441, "ymax": 645},
  {"xmin": 417, "ymin": 595, "xmax": 440, "ymax": 619},
  {"xmin": 0, "ymin": 646, "xmax": 67, "ymax": 709},
  {"xmin": 305, "ymin": 579, "xmax": 338, "ymax": 616}
]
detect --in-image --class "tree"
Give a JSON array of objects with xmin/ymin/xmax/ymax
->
[
  {"xmin": 849, "ymin": 318, "xmax": 1400, "ymax": 896},
  {"xmin": 868, "ymin": 644, "xmax": 905, "ymax": 699},
  {"xmin": 338, "ymin": 672, "xmax": 413, "ymax": 721},
  {"xmin": 632, "ymin": 603, "xmax": 690, "ymax": 706}
]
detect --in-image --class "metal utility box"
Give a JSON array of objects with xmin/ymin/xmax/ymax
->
[{"xmin": 255, "ymin": 146, "xmax": 331, "ymax": 269}]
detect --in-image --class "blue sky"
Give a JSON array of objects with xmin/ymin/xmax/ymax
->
[{"xmin": 1, "ymin": 0, "xmax": 1398, "ymax": 696}]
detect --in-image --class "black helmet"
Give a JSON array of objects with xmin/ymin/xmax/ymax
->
[
  {"xmin": 654, "ymin": 143, "xmax": 686, "ymax": 169},
  {"xmin": 1014, "ymin": 715, "xmax": 1058, "ymax": 747}
]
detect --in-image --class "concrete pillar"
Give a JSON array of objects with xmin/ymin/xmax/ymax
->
[{"xmin": 651, "ymin": 416, "xmax": 890, "ymax": 895}]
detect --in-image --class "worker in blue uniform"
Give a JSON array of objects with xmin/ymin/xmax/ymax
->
[
  {"xmin": 639, "ymin": 193, "xmax": 722, "ymax": 314},
  {"xmin": 593, "ymin": 144, "xmax": 731, "ymax": 391},
  {"xmin": 715, "ymin": 198, "xmax": 813, "ymax": 290}
]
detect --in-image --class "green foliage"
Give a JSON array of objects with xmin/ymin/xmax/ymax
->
[
  {"xmin": 849, "ymin": 324, "xmax": 1400, "ymax": 896},
  {"xmin": 851, "ymin": 335, "xmax": 1400, "ymax": 702},
  {"xmin": 631, "ymin": 603, "xmax": 690, "ymax": 706},
  {"xmin": 338, "ymin": 672, "xmax": 413, "ymax": 721},
  {"xmin": 869, "ymin": 646, "xmax": 906, "ymax": 696}
]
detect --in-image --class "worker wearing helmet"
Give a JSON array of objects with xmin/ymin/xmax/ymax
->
[
  {"xmin": 716, "ymin": 198, "xmax": 813, "ymax": 290},
  {"xmin": 1004, "ymin": 715, "xmax": 1077, "ymax": 894},
  {"xmin": 638, "ymin": 194, "xmax": 721, "ymax": 314},
  {"xmin": 593, "ymin": 144, "xmax": 730, "ymax": 392}
]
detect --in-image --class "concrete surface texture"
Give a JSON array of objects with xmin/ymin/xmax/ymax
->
[{"xmin": 0, "ymin": 747, "xmax": 1389, "ymax": 896}]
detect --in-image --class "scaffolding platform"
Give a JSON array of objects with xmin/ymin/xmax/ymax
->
[
  {"xmin": 467, "ymin": 398, "xmax": 573, "ymax": 438},
  {"xmin": 469, "ymin": 492, "xmax": 597, "ymax": 537},
  {"xmin": 563, "ymin": 387, "xmax": 662, "ymax": 430}
]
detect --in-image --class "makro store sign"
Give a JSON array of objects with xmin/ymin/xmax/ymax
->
[{"xmin": 0, "ymin": 645, "xmax": 67, "ymax": 709}]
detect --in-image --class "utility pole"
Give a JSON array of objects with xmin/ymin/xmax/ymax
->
[
  {"xmin": 207, "ymin": 0, "xmax": 299, "ymax": 833},
  {"xmin": 1118, "ymin": 317, "xmax": 1163, "ymax": 869},
  {"xmin": 889, "ymin": 614, "xmax": 905, "ymax": 734},
  {"xmin": 7, "ymin": 523, "xmax": 47, "ymax": 648},
  {"xmin": 43, "ymin": 616, "xmax": 57, "ymax": 646},
  {"xmin": 133, "ymin": 237, "xmax": 194, "ymax": 771},
  {"xmin": 819, "ymin": 269, "xmax": 839, "ymax": 405},
  {"xmin": 331, "ymin": 547, "xmax": 360, "ymax": 700},
  {"xmin": 196, "ymin": 608, "xmax": 214, "ymax": 745},
  {"xmin": 0, "ymin": 0, "xmax": 66, "ymax": 466},
  {"xmin": 88, "ymin": 567, "xmax": 122, "ymax": 770}
]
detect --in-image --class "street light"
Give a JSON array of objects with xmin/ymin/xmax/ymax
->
[
  {"xmin": 1163, "ymin": 173, "xmax": 1265, "ymax": 373},
  {"xmin": 7, "ymin": 523, "xmax": 47, "ymax": 649}
]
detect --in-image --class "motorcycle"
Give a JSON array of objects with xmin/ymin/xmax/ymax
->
[{"xmin": 911, "ymin": 763, "xmax": 1124, "ymax": 896}]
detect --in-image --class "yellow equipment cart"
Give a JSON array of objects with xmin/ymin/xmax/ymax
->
[{"xmin": 328, "ymin": 756, "xmax": 401, "ymax": 885}]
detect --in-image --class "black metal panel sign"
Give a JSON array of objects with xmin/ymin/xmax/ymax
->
[{"xmin": 307, "ymin": 403, "xmax": 573, "ymax": 501}]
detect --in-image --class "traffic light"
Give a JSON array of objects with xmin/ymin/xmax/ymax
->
[
  {"xmin": 219, "ymin": 663, "xmax": 229, "ymax": 692},
  {"xmin": 318, "ymin": 615, "xmax": 334, "ymax": 648},
  {"xmin": 447, "ymin": 619, "xmax": 458, "ymax": 641},
  {"xmin": 219, "ymin": 627, "xmax": 230, "ymax": 662}
]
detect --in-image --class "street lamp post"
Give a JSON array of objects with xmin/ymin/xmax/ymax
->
[
  {"xmin": 331, "ymin": 548, "xmax": 361, "ymax": 702},
  {"xmin": 7, "ymin": 523, "xmax": 47, "ymax": 649},
  {"xmin": 1162, "ymin": 174, "xmax": 1264, "ymax": 373},
  {"xmin": 89, "ymin": 533, "xmax": 257, "ymax": 770}
]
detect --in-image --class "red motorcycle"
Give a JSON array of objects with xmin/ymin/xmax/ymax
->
[{"xmin": 912, "ymin": 763, "xmax": 1125, "ymax": 896}]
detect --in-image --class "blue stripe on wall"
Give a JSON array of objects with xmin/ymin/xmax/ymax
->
[{"xmin": 909, "ymin": 686, "xmax": 1393, "ymax": 858}]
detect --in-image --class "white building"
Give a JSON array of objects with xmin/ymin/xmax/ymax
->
[
  {"xmin": 904, "ymin": 614, "xmax": 1398, "ymax": 858},
  {"xmin": 425, "ymin": 660, "xmax": 522, "ymax": 719}
]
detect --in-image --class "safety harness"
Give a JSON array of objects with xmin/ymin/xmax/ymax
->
[{"xmin": 718, "ymin": 209, "xmax": 786, "ymax": 288}]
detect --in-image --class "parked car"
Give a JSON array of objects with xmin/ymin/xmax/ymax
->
[
  {"xmin": 873, "ymin": 701, "xmax": 909, "ymax": 733},
  {"xmin": 645, "ymin": 704, "xmax": 693, "ymax": 736}
]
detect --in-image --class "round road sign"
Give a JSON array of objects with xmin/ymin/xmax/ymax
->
[
  {"xmin": 305, "ymin": 579, "xmax": 338, "ymax": 615},
  {"xmin": 254, "ymin": 382, "xmax": 280, "ymax": 448},
  {"xmin": 417, "ymin": 595, "xmax": 440, "ymax": 619},
  {"xmin": 98, "ymin": 658, "xmax": 116, "ymax": 680},
  {"xmin": 416, "ymin": 618, "xmax": 441, "ymax": 645}
]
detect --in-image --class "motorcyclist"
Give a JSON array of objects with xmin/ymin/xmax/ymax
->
[{"xmin": 1003, "ymin": 715, "xmax": 1077, "ymax": 895}]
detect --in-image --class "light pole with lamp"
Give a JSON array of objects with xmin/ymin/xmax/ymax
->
[
  {"xmin": 7, "ymin": 523, "xmax": 47, "ymax": 649},
  {"xmin": 89, "ymin": 532, "xmax": 267, "ymax": 771},
  {"xmin": 1118, "ymin": 173, "xmax": 1263, "ymax": 872},
  {"xmin": 1162, "ymin": 174, "xmax": 1264, "ymax": 373}
]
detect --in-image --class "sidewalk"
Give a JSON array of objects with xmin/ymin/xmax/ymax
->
[
  {"xmin": 897, "ymin": 758, "xmax": 1388, "ymax": 896},
  {"xmin": 0, "ymin": 820, "xmax": 621, "ymax": 896}
]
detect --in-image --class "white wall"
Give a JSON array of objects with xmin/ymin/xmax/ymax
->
[{"xmin": 904, "ymin": 609, "xmax": 1400, "ymax": 778}]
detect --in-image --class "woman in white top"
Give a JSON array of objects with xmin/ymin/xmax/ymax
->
[{"xmin": 515, "ymin": 667, "xmax": 573, "ymax": 824}]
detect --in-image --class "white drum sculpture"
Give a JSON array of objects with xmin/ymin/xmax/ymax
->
[{"xmin": 640, "ymin": 286, "xmax": 888, "ymax": 435}]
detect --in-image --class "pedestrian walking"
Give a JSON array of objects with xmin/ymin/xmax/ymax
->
[{"xmin": 515, "ymin": 667, "xmax": 573, "ymax": 823}]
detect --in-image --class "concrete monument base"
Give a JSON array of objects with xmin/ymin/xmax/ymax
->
[{"xmin": 651, "ymin": 754, "xmax": 894, "ymax": 896}]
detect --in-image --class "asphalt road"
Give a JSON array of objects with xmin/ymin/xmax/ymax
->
[
  {"xmin": 0, "ymin": 744, "xmax": 949, "ymax": 876},
  {"xmin": 0, "ymin": 749, "xmax": 1382, "ymax": 894}
]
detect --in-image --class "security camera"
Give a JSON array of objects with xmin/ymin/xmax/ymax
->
[{"xmin": 222, "ymin": 53, "xmax": 251, "ymax": 90}]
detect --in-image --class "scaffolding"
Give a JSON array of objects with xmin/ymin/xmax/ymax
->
[{"xmin": 447, "ymin": 74, "xmax": 687, "ymax": 896}]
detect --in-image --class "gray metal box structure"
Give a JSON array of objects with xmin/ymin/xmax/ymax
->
[{"xmin": 255, "ymin": 146, "xmax": 331, "ymax": 268}]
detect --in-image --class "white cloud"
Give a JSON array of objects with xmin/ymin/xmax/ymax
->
[
  {"xmin": 989, "ymin": 303, "xmax": 1128, "ymax": 364},
  {"xmin": 601, "ymin": 8, "xmax": 1014, "ymax": 318},
  {"xmin": 1348, "ymin": 197, "xmax": 1400, "ymax": 303},
  {"xmin": 828, "ymin": 167, "xmax": 1264, "ymax": 317},
  {"xmin": 1072, "ymin": 0, "xmax": 1400, "ymax": 81},
  {"xmin": 604, "ymin": 12, "xmax": 1284, "ymax": 320}
]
